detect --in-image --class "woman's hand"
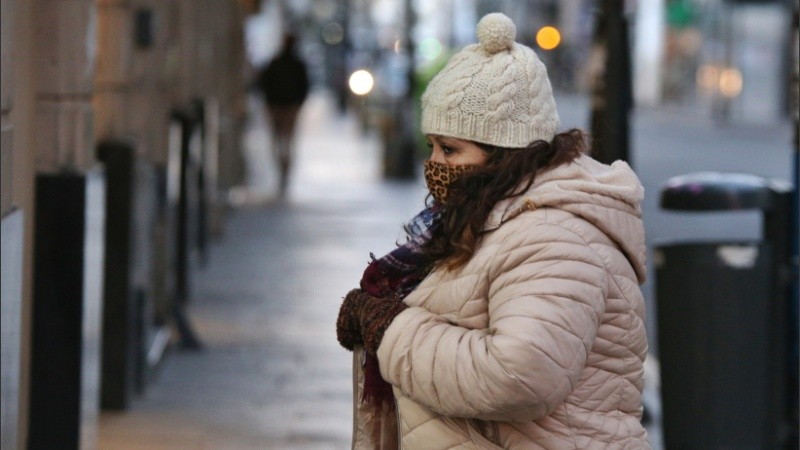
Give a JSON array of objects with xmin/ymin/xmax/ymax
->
[
  {"xmin": 336, "ymin": 289, "xmax": 408, "ymax": 354},
  {"xmin": 336, "ymin": 289, "xmax": 365, "ymax": 351}
]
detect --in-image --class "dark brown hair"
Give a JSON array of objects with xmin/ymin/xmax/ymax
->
[{"xmin": 419, "ymin": 128, "xmax": 588, "ymax": 270}]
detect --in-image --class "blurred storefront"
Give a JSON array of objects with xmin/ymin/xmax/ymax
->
[{"xmin": 663, "ymin": 0, "xmax": 794, "ymax": 125}]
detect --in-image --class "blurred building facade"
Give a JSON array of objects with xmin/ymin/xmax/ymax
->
[{"xmin": 1, "ymin": 1, "xmax": 254, "ymax": 448}]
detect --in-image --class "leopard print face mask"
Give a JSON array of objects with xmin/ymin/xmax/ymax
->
[{"xmin": 423, "ymin": 159, "xmax": 475, "ymax": 204}]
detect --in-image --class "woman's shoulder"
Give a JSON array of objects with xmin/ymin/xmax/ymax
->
[
  {"xmin": 486, "ymin": 207, "xmax": 624, "ymax": 271},
  {"xmin": 485, "ymin": 204, "xmax": 644, "ymax": 284},
  {"xmin": 488, "ymin": 207, "xmax": 603, "ymax": 248}
]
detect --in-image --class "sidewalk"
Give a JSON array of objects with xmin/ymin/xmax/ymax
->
[{"xmin": 98, "ymin": 91, "xmax": 428, "ymax": 449}]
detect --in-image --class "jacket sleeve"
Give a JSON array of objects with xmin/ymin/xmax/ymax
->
[{"xmin": 376, "ymin": 220, "xmax": 608, "ymax": 423}]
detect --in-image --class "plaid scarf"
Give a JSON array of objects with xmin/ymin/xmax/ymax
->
[{"xmin": 359, "ymin": 206, "xmax": 440, "ymax": 406}]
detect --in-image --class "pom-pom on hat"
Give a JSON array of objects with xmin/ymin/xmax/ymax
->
[{"xmin": 421, "ymin": 13, "xmax": 560, "ymax": 148}]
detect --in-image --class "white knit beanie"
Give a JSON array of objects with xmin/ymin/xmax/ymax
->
[{"xmin": 421, "ymin": 13, "xmax": 560, "ymax": 148}]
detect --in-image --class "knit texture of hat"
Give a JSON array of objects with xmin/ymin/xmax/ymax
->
[{"xmin": 421, "ymin": 13, "xmax": 560, "ymax": 148}]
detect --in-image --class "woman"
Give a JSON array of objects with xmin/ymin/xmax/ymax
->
[{"xmin": 337, "ymin": 13, "xmax": 649, "ymax": 450}]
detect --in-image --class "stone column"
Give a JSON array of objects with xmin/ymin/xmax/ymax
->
[
  {"xmin": 1, "ymin": 0, "xmax": 13, "ymax": 216},
  {"xmin": 206, "ymin": 0, "xmax": 247, "ymax": 226},
  {"xmin": 94, "ymin": 0, "xmax": 179, "ymax": 409},
  {"xmin": 94, "ymin": 0, "xmax": 132, "ymax": 143},
  {"xmin": 33, "ymin": 0, "xmax": 97, "ymax": 173},
  {"xmin": 193, "ymin": 0, "xmax": 249, "ymax": 240},
  {"xmin": 175, "ymin": 0, "xmax": 200, "ymax": 106},
  {"xmin": 95, "ymin": 0, "xmax": 178, "ymax": 163},
  {"xmin": 3, "ymin": 0, "xmax": 39, "ymax": 446},
  {"xmin": 4, "ymin": 0, "xmax": 101, "ymax": 447},
  {"xmin": 1, "ymin": 1, "xmax": 24, "ymax": 447},
  {"xmin": 26, "ymin": 2, "xmax": 104, "ymax": 449}
]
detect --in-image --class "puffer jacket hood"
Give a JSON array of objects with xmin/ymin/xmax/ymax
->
[{"xmin": 484, "ymin": 154, "xmax": 647, "ymax": 283}]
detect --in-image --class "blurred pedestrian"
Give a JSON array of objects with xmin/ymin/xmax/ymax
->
[
  {"xmin": 336, "ymin": 12, "xmax": 650, "ymax": 449},
  {"xmin": 255, "ymin": 32, "xmax": 309, "ymax": 197}
]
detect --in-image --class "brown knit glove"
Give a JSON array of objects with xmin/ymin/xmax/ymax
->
[
  {"xmin": 336, "ymin": 289, "xmax": 366, "ymax": 351},
  {"xmin": 336, "ymin": 289, "xmax": 408, "ymax": 354},
  {"xmin": 358, "ymin": 293, "xmax": 408, "ymax": 354}
]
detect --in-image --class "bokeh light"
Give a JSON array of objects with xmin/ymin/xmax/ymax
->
[
  {"xmin": 719, "ymin": 68, "xmax": 743, "ymax": 98},
  {"xmin": 419, "ymin": 37, "xmax": 443, "ymax": 61},
  {"xmin": 321, "ymin": 22, "xmax": 344, "ymax": 45},
  {"xmin": 536, "ymin": 26, "xmax": 561, "ymax": 51},
  {"xmin": 349, "ymin": 70, "xmax": 374, "ymax": 95}
]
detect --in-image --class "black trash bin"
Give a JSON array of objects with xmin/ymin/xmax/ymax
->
[{"xmin": 655, "ymin": 172, "xmax": 794, "ymax": 450}]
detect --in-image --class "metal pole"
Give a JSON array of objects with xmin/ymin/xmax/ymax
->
[
  {"xmin": 718, "ymin": 3, "xmax": 734, "ymax": 125},
  {"xmin": 171, "ymin": 108, "xmax": 203, "ymax": 350},
  {"xmin": 590, "ymin": 0, "xmax": 632, "ymax": 165},
  {"xmin": 405, "ymin": 0, "xmax": 416, "ymax": 105},
  {"xmin": 788, "ymin": 3, "xmax": 799, "ymax": 447},
  {"xmin": 385, "ymin": 0, "xmax": 417, "ymax": 179}
]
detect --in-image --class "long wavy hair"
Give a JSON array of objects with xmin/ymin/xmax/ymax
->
[{"xmin": 418, "ymin": 128, "xmax": 589, "ymax": 270}]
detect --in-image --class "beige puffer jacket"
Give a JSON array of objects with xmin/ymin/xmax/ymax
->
[{"xmin": 355, "ymin": 155, "xmax": 650, "ymax": 449}]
